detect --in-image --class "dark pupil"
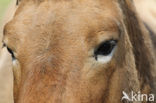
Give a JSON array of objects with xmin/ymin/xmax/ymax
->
[{"xmin": 94, "ymin": 40, "xmax": 117, "ymax": 56}]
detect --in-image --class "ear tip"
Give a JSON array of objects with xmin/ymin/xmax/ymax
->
[
  {"xmin": 16, "ymin": 0, "xmax": 21, "ymax": 5},
  {"xmin": 16, "ymin": 0, "xmax": 18, "ymax": 5}
]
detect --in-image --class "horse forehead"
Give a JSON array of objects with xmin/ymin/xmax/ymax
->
[
  {"xmin": 15, "ymin": 0, "xmax": 120, "ymax": 21},
  {"xmin": 14, "ymin": 0, "xmax": 121, "ymax": 33},
  {"xmin": 4, "ymin": 0, "xmax": 121, "ymax": 52}
]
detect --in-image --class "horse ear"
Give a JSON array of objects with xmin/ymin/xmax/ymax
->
[{"xmin": 118, "ymin": 0, "xmax": 156, "ymax": 93}]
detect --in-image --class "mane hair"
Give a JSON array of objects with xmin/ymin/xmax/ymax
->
[
  {"xmin": 144, "ymin": 23, "xmax": 156, "ymax": 49},
  {"xmin": 118, "ymin": 0, "xmax": 156, "ymax": 94}
]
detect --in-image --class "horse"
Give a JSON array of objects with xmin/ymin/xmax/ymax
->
[{"xmin": 2, "ymin": 0, "xmax": 156, "ymax": 103}]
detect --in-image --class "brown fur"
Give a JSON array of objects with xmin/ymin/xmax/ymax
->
[{"xmin": 2, "ymin": 0, "xmax": 156, "ymax": 103}]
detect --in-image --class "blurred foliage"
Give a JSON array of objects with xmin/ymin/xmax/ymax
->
[{"xmin": 0, "ymin": 0, "xmax": 11, "ymax": 22}]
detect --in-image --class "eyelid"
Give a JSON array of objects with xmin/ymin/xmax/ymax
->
[
  {"xmin": 97, "ymin": 31, "xmax": 119, "ymax": 45},
  {"xmin": 109, "ymin": 39, "xmax": 118, "ymax": 45},
  {"xmin": 95, "ymin": 39, "xmax": 118, "ymax": 49}
]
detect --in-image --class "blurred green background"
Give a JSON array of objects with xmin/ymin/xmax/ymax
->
[{"xmin": 0, "ymin": 0, "xmax": 11, "ymax": 22}]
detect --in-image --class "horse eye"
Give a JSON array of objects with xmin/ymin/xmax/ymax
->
[
  {"xmin": 3, "ymin": 43, "xmax": 16, "ymax": 60},
  {"xmin": 94, "ymin": 40, "xmax": 117, "ymax": 61},
  {"xmin": 7, "ymin": 47, "xmax": 15, "ymax": 59}
]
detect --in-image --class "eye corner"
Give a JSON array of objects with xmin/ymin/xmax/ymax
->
[{"xmin": 2, "ymin": 42, "xmax": 6, "ymax": 48}]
